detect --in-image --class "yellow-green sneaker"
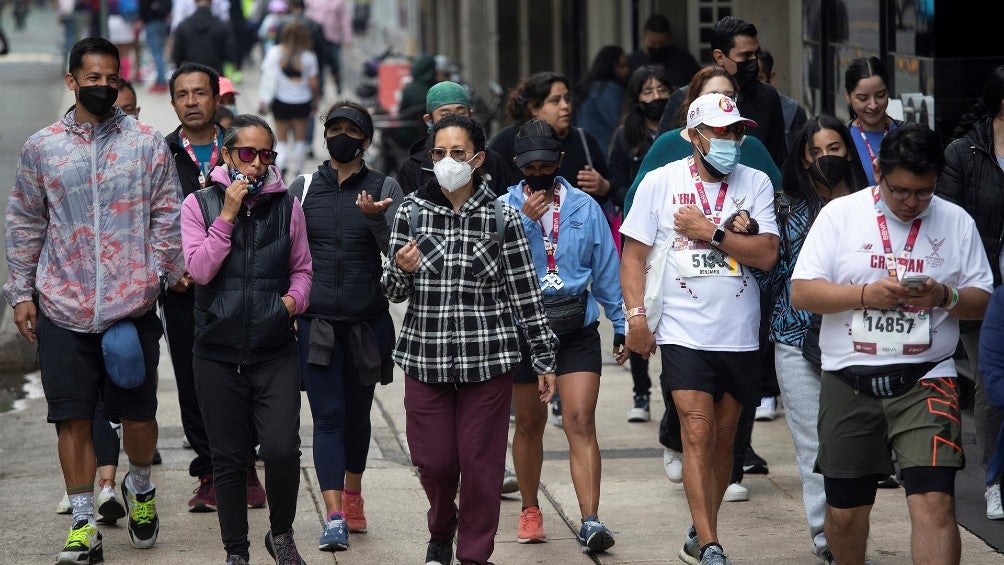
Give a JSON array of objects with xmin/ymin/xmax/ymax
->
[
  {"xmin": 57, "ymin": 520, "xmax": 102, "ymax": 564},
  {"xmin": 122, "ymin": 473, "xmax": 159, "ymax": 549}
]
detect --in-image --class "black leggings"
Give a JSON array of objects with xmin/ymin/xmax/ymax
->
[{"xmin": 194, "ymin": 354, "xmax": 302, "ymax": 557}]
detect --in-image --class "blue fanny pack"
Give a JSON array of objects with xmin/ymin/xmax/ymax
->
[{"xmin": 102, "ymin": 319, "xmax": 145, "ymax": 389}]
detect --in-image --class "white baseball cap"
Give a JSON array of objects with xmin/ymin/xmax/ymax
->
[{"xmin": 686, "ymin": 93, "xmax": 758, "ymax": 130}]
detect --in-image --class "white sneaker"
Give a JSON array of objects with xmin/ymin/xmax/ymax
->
[
  {"xmin": 56, "ymin": 492, "xmax": 71, "ymax": 514},
  {"xmin": 663, "ymin": 448, "xmax": 683, "ymax": 483},
  {"xmin": 723, "ymin": 482, "xmax": 749, "ymax": 502},
  {"xmin": 986, "ymin": 484, "xmax": 1004, "ymax": 520},
  {"xmin": 96, "ymin": 484, "xmax": 126, "ymax": 525},
  {"xmin": 755, "ymin": 396, "xmax": 777, "ymax": 421},
  {"xmin": 626, "ymin": 394, "xmax": 651, "ymax": 422}
]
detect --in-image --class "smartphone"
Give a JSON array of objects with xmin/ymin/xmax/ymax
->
[{"xmin": 901, "ymin": 274, "xmax": 928, "ymax": 288}]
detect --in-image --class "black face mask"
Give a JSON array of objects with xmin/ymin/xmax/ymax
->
[
  {"xmin": 732, "ymin": 59, "xmax": 760, "ymax": 88},
  {"xmin": 326, "ymin": 133, "xmax": 364, "ymax": 163},
  {"xmin": 639, "ymin": 98, "xmax": 669, "ymax": 121},
  {"xmin": 648, "ymin": 46, "xmax": 670, "ymax": 61},
  {"xmin": 809, "ymin": 155, "xmax": 851, "ymax": 189},
  {"xmin": 77, "ymin": 85, "xmax": 118, "ymax": 117},
  {"xmin": 525, "ymin": 172, "xmax": 558, "ymax": 192}
]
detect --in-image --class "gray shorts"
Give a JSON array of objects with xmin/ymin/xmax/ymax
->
[{"xmin": 816, "ymin": 370, "xmax": 964, "ymax": 478}]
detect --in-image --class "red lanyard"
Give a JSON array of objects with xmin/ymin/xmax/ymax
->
[
  {"xmin": 872, "ymin": 186, "xmax": 921, "ymax": 280},
  {"xmin": 854, "ymin": 119, "xmax": 888, "ymax": 163},
  {"xmin": 179, "ymin": 126, "xmax": 219, "ymax": 187},
  {"xmin": 688, "ymin": 156, "xmax": 729, "ymax": 224},
  {"xmin": 524, "ymin": 188, "xmax": 562, "ymax": 273}
]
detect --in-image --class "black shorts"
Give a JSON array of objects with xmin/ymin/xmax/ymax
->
[
  {"xmin": 659, "ymin": 344, "xmax": 761, "ymax": 406},
  {"xmin": 270, "ymin": 99, "xmax": 312, "ymax": 120},
  {"xmin": 37, "ymin": 308, "xmax": 162, "ymax": 423},
  {"xmin": 514, "ymin": 321, "xmax": 602, "ymax": 384}
]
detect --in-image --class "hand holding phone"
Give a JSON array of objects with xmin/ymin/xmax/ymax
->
[{"xmin": 901, "ymin": 274, "xmax": 928, "ymax": 289}]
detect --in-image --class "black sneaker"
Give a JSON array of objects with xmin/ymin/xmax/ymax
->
[
  {"xmin": 121, "ymin": 473, "xmax": 159, "ymax": 549},
  {"xmin": 626, "ymin": 394, "xmax": 651, "ymax": 422},
  {"xmin": 226, "ymin": 555, "xmax": 250, "ymax": 565},
  {"xmin": 742, "ymin": 446, "xmax": 769, "ymax": 475},
  {"xmin": 265, "ymin": 529, "xmax": 306, "ymax": 564},
  {"xmin": 57, "ymin": 519, "xmax": 103, "ymax": 565},
  {"xmin": 425, "ymin": 535, "xmax": 454, "ymax": 565}
]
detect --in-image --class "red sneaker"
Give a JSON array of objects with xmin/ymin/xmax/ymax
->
[
  {"xmin": 247, "ymin": 467, "xmax": 266, "ymax": 509},
  {"xmin": 342, "ymin": 492, "xmax": 368, "ymax": 533},
  {"xmin": 517, "ymin": 506, "xmax": 546, "ymax": 543},
  {"xmin": 188, "ymin": 475, "xmax": 217, "ymax": 512}
]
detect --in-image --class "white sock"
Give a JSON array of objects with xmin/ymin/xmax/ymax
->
[
  {"xmin": 275, "ymin": 140, "xmax": 289, "ymax": 172},
  {"xmin": 69, "ymin": 491, "xmax": 94, "ymax": 524},
  {"xmin": 288, "ymin": 141, "xmax": 307, "ymax": 177},
  {"xmin": 127, "ymin": 464, "xmax": 154, "ymax": 494}
]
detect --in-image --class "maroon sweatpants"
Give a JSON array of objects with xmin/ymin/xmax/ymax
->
[{"xmin": 404, "ymin": 373, "xmax": 513, "ymax": 565}]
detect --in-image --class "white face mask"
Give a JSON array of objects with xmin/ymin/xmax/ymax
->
[{"xmin": 434, "ymin": 153, "xmax": 477, "ymax": 192}]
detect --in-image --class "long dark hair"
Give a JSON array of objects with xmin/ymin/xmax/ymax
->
[
  {"xmin": 620, "ymin": 65, "xmax": 672, "ymax": 156},
  {"xmin": 505, "ymin": 72, "xmax": 570, "ymax": 124},
  {"xmin": 577, "ymin": 45, "xmax": 625, "ymax": 101},
  {"xmin": 780, "ymin": 115, "xmax": 869, "ymax": 213},
  {"xmin": 844, "ymin": 56, "xmax": 890, "ymax": 120},
  {"xmin": 952, "ymin": 64, "xmax": 1004, "ymax": 140}
]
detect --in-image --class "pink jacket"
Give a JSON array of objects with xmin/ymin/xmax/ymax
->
[{"xmin": 181, "ymin": 165, "xmax": 312, "ymax": 314}]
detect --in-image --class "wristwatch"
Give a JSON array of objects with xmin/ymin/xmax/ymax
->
[{"xmin": 709, "ymin": 227, "xmax": 726, "ymax": 248}]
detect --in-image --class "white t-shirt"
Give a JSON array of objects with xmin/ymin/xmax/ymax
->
[
  {"xmin": 792, "ymin": 189, "xmax": 994, "ymax": 376},
  {"xmin": 262, "ymin": 47, "xmax": 319, "ymax": 105},
  {"xmin": 620, "ymin": 159, "xmax": 778, "ymax": 351}
]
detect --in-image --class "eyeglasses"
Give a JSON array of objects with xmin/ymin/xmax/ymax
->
[
  {"xmin": 698, "ymin": 124, "xmax": 745, "ymax": 137},
  {"xmin": 640, "ymin": 86, "xmax": 672, "ymax": 98},
  {"xmin": 232, "ymin": 147, "xmax": 277, "ymax": 165},
  {"xmin": 430, "ymin": 148, "xmax": 475, "ymax": 162},
  {"xmin": 882, "ymin": 181, "xmax": 936, "ymax": 201}
]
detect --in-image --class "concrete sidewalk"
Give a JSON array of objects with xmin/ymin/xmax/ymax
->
[{"xmin": 0, "ymin": 10, "xmax": 1001, "ymax": 562}]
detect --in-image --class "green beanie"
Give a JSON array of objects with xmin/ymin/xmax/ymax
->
[{"xmin": 426, "ymin": 81, "xmax": 471, "ymax": 114}]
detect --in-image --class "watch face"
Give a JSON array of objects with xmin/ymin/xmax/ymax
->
[{"xmin": 712, "ymin": 227, "xmax": 726, "ymax": 246}]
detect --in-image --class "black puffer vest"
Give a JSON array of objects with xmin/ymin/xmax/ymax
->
[
  {"xmin": 192, "ymin": 184, "xmax": 297, "ymax": 365},
  {"xmin": 296, "ymin": 165, "xmax": 388, "ymax": 322}
]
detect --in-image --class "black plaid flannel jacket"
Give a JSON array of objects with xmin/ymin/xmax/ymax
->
[{"xmin": 382, "ymin": 182, "xmax": 558, "ymax": 384}]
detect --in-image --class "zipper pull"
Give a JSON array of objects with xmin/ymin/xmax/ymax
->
[{"xmin": 237, "ymin": 364, "xmax": 241, "ymax": 374}]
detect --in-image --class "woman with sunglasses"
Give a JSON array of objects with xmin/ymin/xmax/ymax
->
[
  {"xmin": 503, "ymin": 118, "xmax": 627, "ymax": 553},
  {"xmin": 383, "ymin": 114, "xmax": 557, "ymax": 565},
  {"xmin": 754, "ymin": 116, "xmax": 868, "ymax": 562},
  {"xmin": 619, "ymin": 66, "xmax": 780, "ymax": 502},
  {"xmin": 289, "ymin": 101, "xmax": 404, "ymax": 552},
  {"xmin": 181, "ymin": 114, "xmax": 313, "ymax": 565}
]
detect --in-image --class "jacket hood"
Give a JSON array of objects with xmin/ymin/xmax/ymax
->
[
  {"xmin": 187, "ymin": 6, "xmax": 217, "ymax": 32},
  {"xmin": 61, "ymin": 106, "xmax": 131, "ymax": 139},
  {"xmin": 963, "ymin": 117, "xmax": 994, "ymax": 153},
  {"xmin": 415, "ymin": 176, "xmax": 496, "ymax": 213},
  {"xmin": 209, "ymin": 164, "xmax": 288, "ymax": 195},
  {"xmin": 410, "ymin": 55, "xmax": 437, "ymax": 86}
]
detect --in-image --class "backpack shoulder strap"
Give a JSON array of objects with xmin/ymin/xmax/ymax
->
[
  {"xmin": 494, "ymin": 198, "xmax": 506, "ymax": 242},
  {"xmin": 575, "ymin": 127, "xmax": 593, "ymax": 169},
  {"xmin": 291, "ymin": 173, "xmax": 313, "ymax": 204}
]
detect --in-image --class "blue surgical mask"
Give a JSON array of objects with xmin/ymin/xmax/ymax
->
[{"xmin": 695, "ymin": 129, "xmax": 742, "ymax": 178}]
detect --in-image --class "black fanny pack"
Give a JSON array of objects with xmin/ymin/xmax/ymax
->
[
  {"xmin": 542, "ymin": 293, "xmax": 588, "ymax": 335},
  {"xmin": 833, "ymin": 359, "xmax": 947, "ymax": 399}
]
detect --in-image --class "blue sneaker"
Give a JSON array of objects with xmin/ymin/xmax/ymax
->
[
  {"xmin": 577, "ymin": 518, "xmax": 614, "ymax": 553},
  {"xmin": 699, "ymin": 543, "xmax": 731, "ymax": 565},
  {"xmin": 318, "ymin": 517, "xmax": 348, "ymax": 551},
  {"xmin": 679, "ymin": 524, "xmax": 700, "ymax": 564}
]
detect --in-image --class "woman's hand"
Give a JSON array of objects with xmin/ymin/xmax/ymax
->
[
  {"xmin": 281, "ymin": 295, "xmax": 296, "ymax": 317},
  {"xmin": 613, "ymin": 333, "xmax": 629, "ymax": 365},
  {"xmin": 577, "ymin": 165, "xmax": 610, "ymax": 196},
  {"xmin": 220, "ymin": 177, "xmax": 249, "ymax": 223},
  {"xmin": 395, "ymin": 240, "xmax": 421, "ymax": 273},
  {"xmin": 537, "ymin": 372, "xmax": 556, "ymax": 403},
  {"xmin": 357, "ymin": 190, "xmax": 393, "ymax": 215}
]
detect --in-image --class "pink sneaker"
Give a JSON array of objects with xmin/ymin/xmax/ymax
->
[
  {"xmin": 342, "ymin": 492, "xmax": 368, "ymax": 533},
  {"xmin": 517, "ymin": 506, "xmax": 546, "ymax": 543}
]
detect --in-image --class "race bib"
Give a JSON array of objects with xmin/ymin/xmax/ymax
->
[
  {"xmin": 851, "ymin": 308, "xmax": 931, "ymax": 355},
  {"xmin": 675, "ymin": 249, "xmax": 740, "ymax": 277}
]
